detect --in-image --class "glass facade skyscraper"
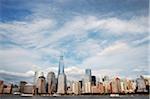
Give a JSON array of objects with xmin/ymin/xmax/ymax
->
[
  {"xmin": 85, "ymin": 69, "xmax": 91, "ymax": 76},
  {"xmin": 57, "ymin": 55, "xmax": 67, "ymax": 94},
  {"xmin": 58, "ymin": 55, "xmax": 64, "ymax": 75}
]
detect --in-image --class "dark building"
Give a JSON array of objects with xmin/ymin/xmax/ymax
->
[
  {"xmin": 79, "ymin": 80, "xmax": 83, "ymax": 88},
  {"xmin": 85, "ymin": 69, "xmax": 91, "ymax": 76},
  {"xmin": 20, "ymin": 81, "xmax": 27, "ymax": 93},
  {"xmin": 91, "ymin": 76, "xmax": 96, "ymax": 86}
]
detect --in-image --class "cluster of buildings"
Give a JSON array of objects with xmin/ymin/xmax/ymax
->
[
  {"xmin": 67, "ymin": 71, "xmax": 150, "ymax": 95},
  {"xmin": 0, "ymin": 56, "xmax": 149, "ymax": 95}
]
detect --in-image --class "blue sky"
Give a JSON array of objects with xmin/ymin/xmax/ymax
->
[{"xmin": 0, "ymin": 0, "xmax": 149, "ymax": 83}]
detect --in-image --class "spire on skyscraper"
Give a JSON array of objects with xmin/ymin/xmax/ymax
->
[{"xmin": 58, "ymin": 55, "xmax": 64, "ymax": 76}]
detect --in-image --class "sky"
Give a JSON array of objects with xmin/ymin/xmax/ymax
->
[{"xmin": 0, "ymin": 0, "xmax": 149, "ymax": 84}]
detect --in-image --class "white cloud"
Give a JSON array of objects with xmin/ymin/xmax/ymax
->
[
  {"xmin": 65, "ymin": 66, "xmax": 83, "ymax": 75},
  {"xmin": 44, "ymin": 16, "xmax": 148, "ymax": 49},
  {"xmin": 0, "ymin": 70, "xmax": 34, "ymax": 77},
  {"xmin": 0, "ymin": 18, "xmax": 54, "ymax": 34},
  {"xmin": 75, "ymin": 39, "xmax": 102, "ymax": 58},
  {"xmin": 97, "ymin": 16, "xmax": 148, "ymax": 34},
  {"xmin": 132, "ymin": 36, "xmax": 149, "ymax": 45},
  {"xmin": 0, "ymin": 16, "xmax": 148, "ymax": 49},
  {"xmin": 0, "ymin": 18, "xmax": 55, "ymax": 48},
  {"xmin": 80, "ymin": 41, "xmax": 148, "ymax": 78},
  {"xmin": 0, "ymin": 15, "xmax": 149, "ymax": 82}
]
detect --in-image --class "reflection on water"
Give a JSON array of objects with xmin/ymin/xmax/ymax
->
[{"xmin": 0, "ymin": 95, "xmax": 149, "ymax": 99}]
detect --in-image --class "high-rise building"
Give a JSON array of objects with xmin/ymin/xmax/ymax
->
[
  {"xmin": 110, "ymin": 77, "xmax": 121, "ymax": 93},
  {"xmin": 91, "ymin": 76, "xmax": 96, "ymax": 86},
  {"xmin": 85, "ymin": 69, "xmax": 91, "ymax": 76},
  {"xmin": 47, "ymin": 72, "xmax": 57, "ymax": 94},
  {"xmin": 34, "ymin": 71, "xmax": 44, "ymax": 85},
  {"xmin": 82, "ymin": 69, "xmax": 92, "ymax": 93},
  {"xmin": 57, "ymin": 74, "xmax": 67, "ymax": 94},
  {"xmin": 34, "ymin": 71, "xmax": 38, "ymax": 85},
  {"xmin": 36, "ymin": 76, "xmax": 46, "ymax": 94},
  {"xmin": 57, "ymin": 55, "xmax": 67, "ymax": 94},
  {"xmin": 58, "ymin": 55, "xmax": 64, "ymax": 75},
  {"xmin": 84, "ymin": 69, "xmax": 92, "ymax": 83}
]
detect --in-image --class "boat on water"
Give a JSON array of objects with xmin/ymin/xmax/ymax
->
[
  {"xmin": 110, "ymin": 94, "xmax": 120, "ymax": 98},
  {"xmin": 53, "ymin": 93, "xmax": 61, "ymax": 97},
  {"xmin": 13, "ymin": 92, "xmax": 21, "ymax": 95},
  {"xmin": 21, "ymin": 94, "xmax": 33, "ymax": 97}
]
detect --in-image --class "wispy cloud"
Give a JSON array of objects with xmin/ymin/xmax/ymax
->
[{"xmin": 0, "ymin": 0, "xmax": 149, "ymax": 82}]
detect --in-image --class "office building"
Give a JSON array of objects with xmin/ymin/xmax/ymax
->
[
  {"xmin": 0, "ymin": 80, "xmax": 4, "ymax": 94},
  {"xmin": 57, "ymin": 74, "xmax": 67, "ymax": 94},
  {"xmin": 3, "ymin": 84, "xmax": 12, "ymax": 94},
  {"xmin": 57, "ymin": 55, "xmax": 67, "ymax": 94},
  {"xmin": 136, "ymin": 76, "xmax": 147, "ymax": 92},
  {"xmin": 36, "ymin": 76, "xmax": 46, "ymax": 94},
  {"xmin": 103, "ymin": 76, "xmax": 109, "ymax": 82},
  {"xmin": 20, "ymin": 81, "xmax": 27, "ymax": 93},
  {"xmin": 72, "ymin": 81, "xmax": 81, "ymax": 95},
  {"xmin": 83, "ymin": 82, "xmax": 91, "ymax": 93},
  {"xmin": 47, "ymin": 72, "xmax": 57, "ymax": 94},
  {"xmin": 91, "ymin": 85, "xmax": 99, "ymax": 94},
  {"xmin": 110, "ymin": 77, "xmax": 121, "ymax": 93},
  {"xmin": 91, "ymin": 76, "xmax": 96, "ymax": 86},
  {"xmin": 23, "ymin": 84, "xmax": 35, "ymax": 94},
  {"xmin": 85, "ymin": 69, "xmax": 91, "ymax": 76},
  {"xmin": 82, "ymin": 69, "xmax": 92, "ymax": 93}
]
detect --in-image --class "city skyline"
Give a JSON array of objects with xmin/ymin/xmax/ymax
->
[{"xmin": 0, "ymin": 0, "xmax": 149, "ymax": 84}]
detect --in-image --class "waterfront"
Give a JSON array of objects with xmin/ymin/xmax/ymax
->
[{"xmin": 0, "ymin": 95, "xmax": 149, "ymax": 99}]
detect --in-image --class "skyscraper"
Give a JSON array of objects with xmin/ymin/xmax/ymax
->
[
  {"xmin": 47, "ymin": 72, "xmax": 57, "ymax": 94},
  {"xmin": 85, "ymin": 69, "xmax": 91, "ymax": 76},
  {"xmin": 91, "ymin": 76, "xmax": 96, "ymax": 86},
  {"xmin": 58, "ymin": 55, "xmax": 64, "ymax": 76},
  {"xmin": 36, "ymin": 76, "xmax": 46, "ymax": 94},
  {"xmin": 57, "ymin": 55, "xmax": 67, "ymax": 94},
  {"xmin": 82, "ymin": 69, "xmax": 92, "ymax": 93}
]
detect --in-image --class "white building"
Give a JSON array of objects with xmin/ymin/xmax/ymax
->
[
  {"xmin": 57, "ymin": 74, "xmax": 67, "ymax": 94},
  {"xmin": 72, "ymin": 81, "xmax": 81, "ymax": 95},
  {"xmin": 83, "ymin": 82, "xmax": 91, "ymax": 93}
]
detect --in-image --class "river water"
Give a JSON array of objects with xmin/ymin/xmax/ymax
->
[{"xmin": 0, "ymin": 95, "xmax": 149, "ymax": 99}]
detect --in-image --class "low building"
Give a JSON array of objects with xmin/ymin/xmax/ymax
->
[
  {"xmin": 83, "ymin": 82, "xmax": 91, "ymax": 93},
  {"xmin": 103, "ymin": 81, "xmax": 111, "ymax": 94},
  {"xmin": 0, "ymin": 80, "xmax": 4, "ymax": 94},
  {"xmin": 20, "ymin": 81, "xmax": 27, "ymax": 93},
  {"xmin": 136, "ymin": 76, "xmax": 147, "ymax": 92},
  {"xmin": 23, "ymin": 84, "xmax": 35, "ymax": 94},
  {"xmin": 72, "ymin": 81, "xmax": 81, "ymax": 95},
  {"xmin": 3, "ymin": 84, "xmax": 12, "ymax": 94},
  {"xmin": 91, "ymin": 85, "xmax": 99, "ymax": 94},
  {"xmin": 12, "ymin": 85, "xmax": 20, "ymax": 94},
  {"xmin": 98, "ymin": 82, "xmax": 105, "ymax": 94}
]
